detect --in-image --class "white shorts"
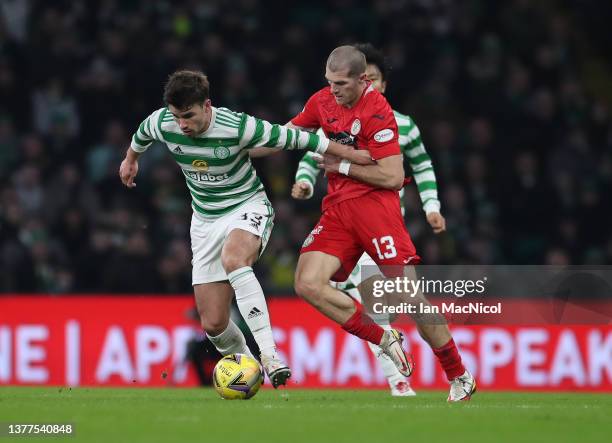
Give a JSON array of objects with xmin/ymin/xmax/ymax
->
[{"xmin": 191, "ymin": 195, "xmax": 274, "ymax": 285}]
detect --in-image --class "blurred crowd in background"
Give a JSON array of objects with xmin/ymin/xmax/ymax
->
[{"xmin": 1, "ymin": 0, "xmax": 611, "ymax": 294}]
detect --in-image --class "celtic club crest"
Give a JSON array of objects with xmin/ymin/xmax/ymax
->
[{"xmin": 215, "ymin": 146, "xmax": 230, "ymax": 159}]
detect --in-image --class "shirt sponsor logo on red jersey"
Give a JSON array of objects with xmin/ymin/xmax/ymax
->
[
  {"xmin": 327, "ymin": 131, "xmax": 355, "ymax": 147},
  {"xmin": 374, "ymin": 128, "xmax": 394, "ymax": 143}
]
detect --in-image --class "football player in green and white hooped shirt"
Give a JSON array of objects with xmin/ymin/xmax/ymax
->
[
  {"xmin": 292, "ymin": 44, "xmax": 447, "ymax": 396},
  {"xmin": 119, "ymin": 70, "xmax": 372, "ymax": 388}
]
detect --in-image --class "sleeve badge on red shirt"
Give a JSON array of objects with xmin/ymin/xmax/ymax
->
[{"xmin": 374, "ymin": 128, "xmax": 394, "ymax": 143}]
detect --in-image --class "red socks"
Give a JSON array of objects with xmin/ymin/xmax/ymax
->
[
  {"xmin": 341, "ymin": 302, "xmax": 385, "ymax": 345},
  {"xmin": 342, "ymin": 304, "xmax": 466, "ymax": 381},
  {"xmin": 433, "ymin": 338, "xmax": 466, "ymax": 380}
]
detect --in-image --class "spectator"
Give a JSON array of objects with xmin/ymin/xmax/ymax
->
[{"xmin": 0, "ymin": 1, "xmax": 609, "ymax": 293}]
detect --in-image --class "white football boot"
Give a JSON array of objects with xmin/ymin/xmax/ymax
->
[
  {"xmin": 448, "ymin": 370, "xmax": 476, "ymax": 402},
  {"xmin": 260, "ymin": 354, "xmax": 291, "ymax": 389},
  {"xmin": 378, "ymin": 329, "xmax": 414, "ymax": 377},
  {"xmin": 391, "ymin": 380, "xmax": 417, "ymax": 397}
]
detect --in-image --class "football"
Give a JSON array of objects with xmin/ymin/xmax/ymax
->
[{"xmin": 212, "ymin": 354, "xmax": 264, "ymax": 400}]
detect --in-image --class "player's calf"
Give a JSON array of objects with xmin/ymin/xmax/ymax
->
[
  {"xmin": 294, "ymin": 273, "xmax": 327, "ymax": 309},
  {"xmin": 295, "ymin": 270, "xmax": 357, "ymax": 324},
  {"xmin": 206, "ymin": 320, "xmax": 255, "ymax": 360}
]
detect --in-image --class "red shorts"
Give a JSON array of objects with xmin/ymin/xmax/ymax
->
[{"xmin": 300, "ymin": 190, "xmax": 421, "ymax": 281}]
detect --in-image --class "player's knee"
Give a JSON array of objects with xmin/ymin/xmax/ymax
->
[
  {"xmin": 294, "ymin": 273, "xmax": 323, "ymax": 302},
  {"xmin": 221, "ymin": 231, "xmax": 259, "ymax": 273},
  {"xmin": 220, "ymin": 250, "xmax": 249, "ymax": 274},
  {"xmin": 221, "ymin": 255, "xmax": 247, "ymax": 274}
]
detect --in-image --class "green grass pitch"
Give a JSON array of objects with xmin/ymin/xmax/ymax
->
[{"xmin": 1, "ymin": 387, "xmax": 610, "ymax": 443}]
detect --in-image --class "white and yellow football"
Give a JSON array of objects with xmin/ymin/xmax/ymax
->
[{"xmin": 212, "ymin": 354, "xmax": 264, "ymax": 400}]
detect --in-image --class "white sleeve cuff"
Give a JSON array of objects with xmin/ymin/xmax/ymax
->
[
  {"xmin": 315, "ymin": 137, "xmax": 329, "ymax": 154},
  {"xmin": 130, "ymin": 142, "xmax": 150, "ymax": 153},
  {"xmin": 423, "ymin": 199, "xmax": 441, "ymax": 214}
]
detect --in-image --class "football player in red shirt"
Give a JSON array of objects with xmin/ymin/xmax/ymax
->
[{"xmin": 289, "ymin": 46, "xmax": 476, "ymax": 401}]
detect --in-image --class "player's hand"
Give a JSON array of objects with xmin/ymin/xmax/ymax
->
[
  {"xmin": 291, "ymin": 181, "xmax": 314, "ymax": 200},
  {"xmin": 119, "ymin": 158, "xmax": 138, "ymax": 188},
  {"xmin": 316, "ymin": 154, "xmax": 342, "ymax": 173},
  {"xmin": 348, "ymin": 149, "xmax": 375, "ymax": 166},
  {"xmin": 427, "ymin": 212, "xmax": 446, "ymax": 234}
]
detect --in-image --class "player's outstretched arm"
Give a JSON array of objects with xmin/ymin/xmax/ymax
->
[
  {"xmin": 239, "ymin": 115, "xmax": 374, "ymax": 165},
  {"xmin": 400, "ymin": 114, "xmax": 445, "ymax": 232},
  {"xmin": 402, "ymin": 118, "xmax": 440, "ymax": 210},
  {"xmin": 248, "ymin": 120, "xmax": 315, "ymax": 158},
  {"xmin": 240, "ymin": 114, "xmax": 323, "ymax": 153},
  {"xmin": 119, "ymin": 147, "xmax": 141, "ymax": 188},
  {"xmin": 317, "ymin": 154, "xmax": 404, "ymax": 190},
  {"xmin": 120, "ymin": 109, "xmax": 160, "ymax": 188}
]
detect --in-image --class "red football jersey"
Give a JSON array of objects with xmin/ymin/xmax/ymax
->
[{"xmin": 291, "ymin": 84, "xmax": 401, "ymax": 211}]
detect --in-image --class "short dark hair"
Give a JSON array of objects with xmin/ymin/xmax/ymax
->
[
  {"xmin": 326, "ymin": 45, "xmax": 366, "ymax": 77},
  {"xmin": 353, "ymin": 43, "xmax": 388, "ymax": 81},
  {"xmin": 163, "ymin": 70, "xmax": 210, "ymax": 109}
]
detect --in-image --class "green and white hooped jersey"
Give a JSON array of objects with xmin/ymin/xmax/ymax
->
[
  {"xmin": 295, "ymin": 110, "xmax": 440, "ymax": 215},
  {"xmin": 131, "ymin": 106, "xmax": 327, "ymax": 219}
]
